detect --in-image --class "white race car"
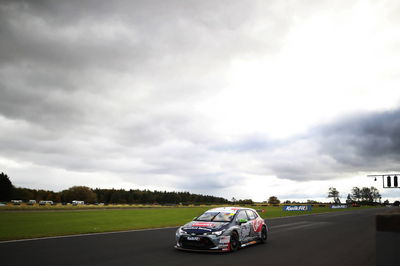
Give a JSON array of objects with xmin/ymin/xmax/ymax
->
[{"xmin": 175, "ymin": 207, "xmax": 268, "ymax": 252}]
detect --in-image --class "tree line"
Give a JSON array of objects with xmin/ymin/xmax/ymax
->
[
  {"xmin": 328, "ymin": 186, "xmax": 382, "ymax": 205},
  {"xmin": 0, "ymin": 172, "xmax": 229, "ymax": 204}
]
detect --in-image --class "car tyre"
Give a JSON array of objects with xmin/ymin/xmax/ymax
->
[
  {"xmin": 230, "ymin": 231, "xmax": 240, "ymax": 252},
  {"xmin": 260, "ymin": 226, "xmax": 268, "ymax": 244}
]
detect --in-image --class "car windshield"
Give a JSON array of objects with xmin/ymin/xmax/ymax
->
[{"xmin": 196, "ymin": 211, "xmax": 235, "ymax": 222}]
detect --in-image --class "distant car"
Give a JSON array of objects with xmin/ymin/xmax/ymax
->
[
  {"xmin": 39, "ymin": 200, "xmax": 54, "ymax": 205},
  {"xmin": 11, "ymin": 200, "xmax": 22, "ymax": 205},
  {"xmin": 175, "ymin": 207, "xmax": 268, "ymax": 252},
  {"xmin": 72, "ymin": 200, "xmax": 85, "ymax": 206},
  {"xmin": 27, "ymin": 200, "xmax": 36, "ymax": 205}
]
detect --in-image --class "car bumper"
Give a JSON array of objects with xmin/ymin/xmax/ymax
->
[{"xmin": 175, "ymin": 235, "xmax": 231, "ymax": 252}]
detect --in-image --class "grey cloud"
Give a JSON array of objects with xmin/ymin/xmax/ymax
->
[
  {"xmin": 0, "ymin": 0, "xmax": 285, "ymax": 70},
  {"xmin": 278, "ymin": 109, "xmax": 400, "ymax": 180},
  {"xmin": 3, "ymin": 0, "xmax": 393, "ymax": 196},
  {"xmin": 216, "ymin": 108, "xmax": 400, "ymax": 181},
  {"xmin": 316, "ymin": 109, "xmax": 400, "ymax": 170},
  {"xmin": 1, "ymin": 0, "xmax": 291, "ymax": 132}
]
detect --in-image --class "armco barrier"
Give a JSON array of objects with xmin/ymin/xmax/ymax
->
[{"xmin": 283, "ymin": 205, "xmax": 312, "ymax": 211}]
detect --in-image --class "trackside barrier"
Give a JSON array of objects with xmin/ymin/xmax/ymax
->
[
  {"xmin": 331, "ymin": 205, "xmax": 348, "ymax": 209},
  {"xmin": 282, "ymin": 205, "xmax": 312, "ymax": 211}
]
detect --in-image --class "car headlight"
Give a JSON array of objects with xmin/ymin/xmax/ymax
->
[
  {"xmin": 212, "ymin": 230, "xmax": 224, "ymax": 236},
  {"xmin": 176, "ymin": 227, "xmax": 185, "ymax": 236}
]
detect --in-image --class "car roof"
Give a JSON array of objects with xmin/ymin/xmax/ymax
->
[{"xmin": 206, "ymin": 206, "xmax": 254, "ymax": 213}]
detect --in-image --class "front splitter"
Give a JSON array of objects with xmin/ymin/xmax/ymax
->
[{"xmin": 174, "ymin": 245, "xmax": 229, "ymax": 253}]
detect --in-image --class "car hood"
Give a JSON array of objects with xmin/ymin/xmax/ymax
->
[{"xmin": 182, "ymin": 221, "xmax": 229, "ymax": 234}]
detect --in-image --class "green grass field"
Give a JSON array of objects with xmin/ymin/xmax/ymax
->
[{"xmin": 0, "ymin": 206, "xmax": 379, "ymax": 241}]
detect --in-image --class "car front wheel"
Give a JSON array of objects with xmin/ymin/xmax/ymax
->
[{"xmin": 230, "ymin": 231, "xmax": 240, "ymax": 252}]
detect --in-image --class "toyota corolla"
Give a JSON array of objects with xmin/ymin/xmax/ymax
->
[{"xmin": 175, "ymin": 207, "xmax": 268, "ymax": 252}]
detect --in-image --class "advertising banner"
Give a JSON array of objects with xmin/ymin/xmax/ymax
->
[
  {"xmin": 331, "ymin": 205, "xmax": 348, "ymax": 209},
  {"xmin": 282, "ymin": 205, "xmax": 312, "ymax": 211}
]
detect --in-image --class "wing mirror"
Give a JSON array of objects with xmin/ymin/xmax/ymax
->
[{"xmin": 238, "ymin": 218, "xmax": 248, "ymax": 224}]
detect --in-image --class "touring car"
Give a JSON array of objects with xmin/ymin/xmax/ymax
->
[{"xmin": 175, "ymin": 207, "xmax": 268, "ymax": 252}]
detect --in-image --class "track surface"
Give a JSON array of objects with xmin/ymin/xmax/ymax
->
[{"xmin": 1, "ymin": 208, "xmax": 388, "ymax": 266}]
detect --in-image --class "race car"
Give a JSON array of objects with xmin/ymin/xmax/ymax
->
[{"xmin": 175, "ymin": 207, "xmax": 268, "ymax": 252}]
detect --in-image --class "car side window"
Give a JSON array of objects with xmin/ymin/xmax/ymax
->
[
  {"xmin": 236, "ymin": 211, "xmax": 248, "ymax": 222},
  {"xmin": 246, "ymin": 210, "xmax": 257, "ymax": 220}
]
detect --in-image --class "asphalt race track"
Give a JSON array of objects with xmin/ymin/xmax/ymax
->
[{"xmin": 1, "ymin": 208, "xmax": 390, "ymax": 266}]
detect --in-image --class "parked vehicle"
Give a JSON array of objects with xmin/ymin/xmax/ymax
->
[
  {"xmin": 11, "ymin": 200, "xmax": 22, "ymax": 205},
  {"xmin": 175, "ymin": 207, "xmax": 268, "ymax": 252},
  {"xmin": 27, "ymin": 200, "xmax": 36, "ymax": 205},
  {"xmin": 72, "ymin": 200, "xmax": 85, "ymax": 206},
  {"xmin": 39, "ymin": 200, "xmax": 54, "ymax": 205}
]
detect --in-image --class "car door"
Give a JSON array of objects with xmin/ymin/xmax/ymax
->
[
  {"xmin": 246, "ymin": 210, "xmax": 260, "ymax": 240},
  {"xmin": 235, "ymin": 210, "xmax": 252, "ymax": 243}
]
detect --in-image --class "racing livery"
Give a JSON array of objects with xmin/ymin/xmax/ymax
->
[{"xmin": 175, "ymin": 207, "xmax": 268, "ymax": 252}]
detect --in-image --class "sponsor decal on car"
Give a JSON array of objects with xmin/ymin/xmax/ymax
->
[
  {"xmin": 219, "ymin": 236, "xmax": 231, "ymax": 251},
  {"xmin": 219, "ymin": 236, "xmax": 230, "ymax": 244},
  {"xmin": 252, "ymin": 218, "xmax": 264, "ymax": 232},
  {"xmin": 283, "ymin": 205, "xmax": 312, "ymax": 211},
  {"xmin": 191, "ymin": 222, "xmax": 215, "ymax": 227}
]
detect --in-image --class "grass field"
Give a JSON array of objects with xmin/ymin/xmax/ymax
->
[{"xmin": 0, "ymin": 206, "xmax": 380, "ymax": 241}]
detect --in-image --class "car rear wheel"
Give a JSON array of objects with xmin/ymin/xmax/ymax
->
[
  {"xmin": 230, "ymin": 231, "xmax": 240, "ymax": 252},
  {"xmin": 260, "ymin": 226, "xmax": 267, "ymax": 244}
]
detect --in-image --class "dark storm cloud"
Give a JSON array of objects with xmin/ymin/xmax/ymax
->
[
  {"xmin": 317, "ymin": 109, "xmax": 400, "ymax": 169},
  {"xmin": 244, "ymin": 108, "xmax": 400, "ymax": 181}
]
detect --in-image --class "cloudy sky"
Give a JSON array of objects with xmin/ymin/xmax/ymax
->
[{"xmin": 1, "ymin": 0, "xmax": 400, "ymax": 202}]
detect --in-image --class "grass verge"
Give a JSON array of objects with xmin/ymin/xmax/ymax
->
[{"xmin": 0, "ymin": 206, "xmax": 380, "ymax": 241}]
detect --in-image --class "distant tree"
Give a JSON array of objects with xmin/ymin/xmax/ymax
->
[
  {"xmin": 231, "ymin": 197, "xmax": 237, "ymax": 203},
  {"xmin": 346, "ymin": 194, "xmax": 352, "ymax": 204},
  {"xmin": 383, "ymin": 200, "xmax": 389, "ymax": 205},
  {"xmin": 351, "ymin": 187, "xmax": 361, "ymax": 202},
  {"xmin": 268, "ymin": 196, "xmax": 280, "ymax": 205},
  {"xmin": 13, "ymin": 187, "xmax": 34, "ymax": 201},
  {"xmin": 0, "ymin": 172, "xmax": 14, "ymax": 201},
  {"xmin": 61, "ymin": 186, "xmax": 97, "ymax": 203},
  {"xmin": 328, "ymin": 187, "xmax": 340, "ymax": 204},
  {"xmin": 283, "ymin": 200, "xmax": 291, "ymax": 204},
  {"xmin": 393, "ymin": 201, "xmax": 400, "ymax": 207},
  {"xmin": 361, "ymin": 187, "xmax": 371, "ymax": 202},
  {"xmin": 369, "ymin": 187, "xmax": 381, "ymax": 203},
  {"xmin": 353, "ymin": 186, "xmax": 381, "ymax": 204},
  {"xmin": 237, "ymin": 199, "xmax": 254, "ymax": 205}
]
